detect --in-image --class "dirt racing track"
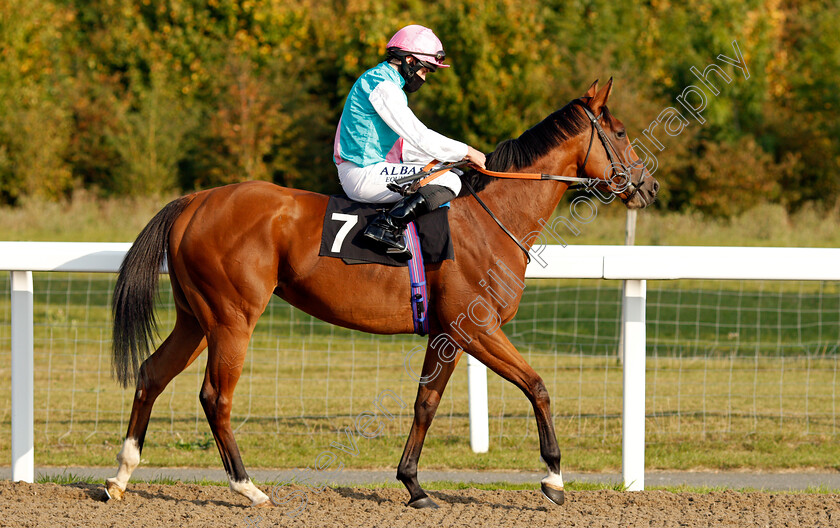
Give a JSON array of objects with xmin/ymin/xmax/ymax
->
[{"xmin": 2, "ymin": 481, "xmax": 839, "ymax": 528}]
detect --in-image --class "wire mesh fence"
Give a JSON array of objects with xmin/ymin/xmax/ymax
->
[{"xmin": 1, "ymin": 273, "xmax": 838, "ymax": 464}]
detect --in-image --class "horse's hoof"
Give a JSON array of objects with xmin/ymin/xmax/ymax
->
[
  {"xmin": 253, "ymin": 499, "xmax": 274, "ymax": 508},
  {"xmin": 407, "ymin": 495, "xmax": 440, "ymax": 509},
  {"xmin": 540, "ymin": 481, "xmax": 565, "ymax": 505},
  {"xmin": 104, "ymin": 478, "xmax": 125, "ymax": 502}
]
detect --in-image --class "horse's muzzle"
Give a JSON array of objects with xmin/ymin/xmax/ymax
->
[{"xmin": 626, "ymin": 174, "xmax": 659, "ymax": 209}]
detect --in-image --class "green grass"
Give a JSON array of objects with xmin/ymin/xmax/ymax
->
[
  {"xmin": 347, "ymin": 480, "xmax": 625, "ymax": 492},
  {"xmin": 2, "ymin": 194, "xmax": 840, "ymax": 247},
  {"xmin": 0, "ymin": 191, "xmax": 174, "ymax": 243},
  {"xmin": 642, "ymin": 483, "xmax": 840, "ymax": 495},
  {"xmin": 36, "ymin": 472, "xmax": 100, "ymax": 485},
  {"xmin": 546, "ymin": 200, "xmax": 840, "ymax": 248},
  {"xmin": 1, "ymin": 273, "xmax": 838, "ymax": 472},
  {"xmin": 35, "ymin": 472, "xmax": 230, "ymax": 487}
]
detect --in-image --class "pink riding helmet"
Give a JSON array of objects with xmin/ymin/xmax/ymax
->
[{"xmin": 386, "ymin": 25, "xmax": 449, "ymax": 69}]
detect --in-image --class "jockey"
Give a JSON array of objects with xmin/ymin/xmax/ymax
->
[{"xmin": 333, "ymin": 24, "xmax": 486, "ymax": 258}]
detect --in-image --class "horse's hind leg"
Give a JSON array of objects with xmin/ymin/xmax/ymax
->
[
  {"xmin": 105, "ymin": 307, "xmax": 206, "ymax": 500},
  {"xmin": 199, "ymin": 325, "xmax": 271, "ymax": 507}
]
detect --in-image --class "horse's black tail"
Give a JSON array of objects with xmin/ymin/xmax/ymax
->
[{"xmin": 112, "ymin": 196, "xmax": 193, "ymax": 388}]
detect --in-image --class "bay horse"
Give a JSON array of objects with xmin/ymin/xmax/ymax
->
[{"xmin": 105, "ymin": 79, "xmax": 658, "ymax": 508}]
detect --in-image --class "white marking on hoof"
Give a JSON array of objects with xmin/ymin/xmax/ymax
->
[
  {"xmin": 230, "ymin": 478, "xmax": 271, "ymax": 507},
  {"xmin": 108, "ymin": 438, "xmax": 141, "ymax": 495},
  {"xmin": 541, "ymin": 469, "xmax": 564, "ymax": 491},
  {"xmin": 105, "ymin": 477, "xmax": 125, "ymax": 501}
]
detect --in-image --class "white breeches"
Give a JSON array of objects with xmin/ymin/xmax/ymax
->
[{"xmin": 337, "ymin": 161, "xmax": 462, "ymax": 204}]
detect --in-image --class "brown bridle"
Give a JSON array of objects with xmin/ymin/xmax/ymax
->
[
  {"xmin": 572, "ymin": 99, "xmax": 647, "ymax": 205},
  {"xmin": 397, "ymin": 100, "xmax": 645, "ymax": 203},
  {"xmin": 387, "ymin": 100, "xmax": 649, "ymax": 261}
]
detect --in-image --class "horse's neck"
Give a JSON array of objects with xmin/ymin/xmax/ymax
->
[{"xmin": 474, "ymin": 149, "xmax": 579, "ymax": 244}]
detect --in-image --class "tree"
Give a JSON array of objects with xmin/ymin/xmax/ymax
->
[{"xmin": 0, "ymin": 0, "xmax": 74, "ymax": 202}]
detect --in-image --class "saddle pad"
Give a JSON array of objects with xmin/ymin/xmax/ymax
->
[{"xmin": 319, "ymin": 195, "xmax": 454, "ymax": 267}]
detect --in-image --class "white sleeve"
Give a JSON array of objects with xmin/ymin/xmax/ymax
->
[
  {"xmin": 369, "ymin": 80, "xmax": 469, "ymax": 163},
  {"xmin": 401, "ymin": 139, "xmax": 431, "ymax": 163}
]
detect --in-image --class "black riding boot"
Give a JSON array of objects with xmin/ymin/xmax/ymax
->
[{"xmin": 363, "ymin": 192, "xmax": 430, "ymax": 258}]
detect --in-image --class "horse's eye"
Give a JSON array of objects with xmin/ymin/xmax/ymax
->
[{"xmin": 616, "ymin": 130, "xmax": 626, "ymax": 139}]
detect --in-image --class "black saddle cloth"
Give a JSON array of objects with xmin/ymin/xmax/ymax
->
[{"xmin": 318, "ymin": 195, "xmax": 454, "ymax": 267}]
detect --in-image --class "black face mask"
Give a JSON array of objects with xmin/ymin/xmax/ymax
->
[
  {"xmin": 397, "ymin": 56, "xmax": 427, "ymax": 93},
  {"xmin": 403, "ymin": 75, "xmax": 425, "ymax": 93}
]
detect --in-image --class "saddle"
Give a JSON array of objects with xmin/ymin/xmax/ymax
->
[
  {"xmin": 318, "ymin": 195, "xmax": 454, "ymax": 267},
  {"xmin": 319, "ymin": 195, "xmax": 454, "ymax": 336}
]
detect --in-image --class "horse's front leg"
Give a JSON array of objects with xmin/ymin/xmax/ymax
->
[
  {"xmin": 465, "ymin": 329, "xmax": 565, "ymax": 505},
  {"xmin": 396, "ymin": 334, "xmax": 462, "ymax": 508}
]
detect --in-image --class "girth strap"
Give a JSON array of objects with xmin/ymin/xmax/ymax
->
[{"xmin": 403, "ymin": 222, "xmax": 429, "ymax": 335}]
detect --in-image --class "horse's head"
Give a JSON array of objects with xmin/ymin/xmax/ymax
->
[{"xmin": 574, "ymin": 78, "xmax": 659, "ymax": 209}]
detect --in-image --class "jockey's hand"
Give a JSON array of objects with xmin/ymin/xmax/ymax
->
[{"xmin": 465, "ymin": 146, "xmax": 486, "ymax": 170}]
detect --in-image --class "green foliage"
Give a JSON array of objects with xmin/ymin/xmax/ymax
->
[
  {"xmin": 0, "ymin": 0, "xmax": 75, "ymax": 202},
  {"xmin": 688, "ymin": 137, "xmax": 796, "ymax": 217},
  {"xmin": 420, "ymin": 0, "xmax": 556, "ymax": 150},
  {"xmin": 108, "ymin": 65, "xmax": 200, "ymax": 195},
  {"xmin": 0, "ymin": 0, "xmax": 838, "ymax": 217}
]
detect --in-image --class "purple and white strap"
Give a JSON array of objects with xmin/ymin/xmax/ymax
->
[{"xmin": 404, "ymin": 222, "xmax": 429, "ymax": 335}]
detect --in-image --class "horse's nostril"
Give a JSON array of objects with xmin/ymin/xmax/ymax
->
[{"xmin": 652, "ymin": 180, "xmax": 660, "ymax": 193}]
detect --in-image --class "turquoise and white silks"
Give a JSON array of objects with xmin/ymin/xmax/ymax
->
[{"xmin": 333, "ymin": 61, "xmax": 466, "ymax": 203}]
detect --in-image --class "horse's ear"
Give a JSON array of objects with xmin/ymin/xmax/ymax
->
[
  {"xmin": 589, "ymin": 76, "xmax": 614, "ymax": 114},
  {"xmin": 583, "ymin": 80, "xmax": 599, "ymax": 98}
]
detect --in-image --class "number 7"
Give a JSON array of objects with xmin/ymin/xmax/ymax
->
[{"xmin": 330, "ymin": 213, "xmax": 358, "ymax": 253}]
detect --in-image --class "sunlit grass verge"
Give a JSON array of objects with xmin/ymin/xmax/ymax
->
[
  {"xmin": 16, "ymin": 432, "xmax": 840, "ymax": 475},
  {"xmin": 643, "ymin": 483, "xmax": 840, "ymax": 495},
  {"xmin": 36, "ymin": 472, "xmax": 100, "ymax": 485},
  {"xmin": 33, "ymin": 473, "xmax": 840, "ymax": 495},
  {"xmin": 341, "ymin": 480, "xmax": 624, "ymax": 491},
  {"xmin": 35, "ymin": 472, "xmax": 231, "ymax": 488},
  {"xmin": 344, "ymin": 480, "xmax": 627, "ymax": 492}
]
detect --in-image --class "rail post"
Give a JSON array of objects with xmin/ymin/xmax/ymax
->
[
  {"xmin": 467, "ymin": 354, "xmax": 489, "ymax": 453},
  {"xmin": 11, "ymin": 271, "xmax": 34, "ymax": 483},
  {"xmin": 622, "ymin": 278, "xmax": 646, "ymax": 490}
]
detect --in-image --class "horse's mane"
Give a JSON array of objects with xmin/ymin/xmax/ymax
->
[{"xmin": 458, "ymin": 99, "xmax": 595, "ymax": 196}]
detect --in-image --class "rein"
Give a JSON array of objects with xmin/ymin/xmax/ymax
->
[
  {"xmin": 459, "ymin": 167, "xmax": 593, "ymax": 264},
  {"xmin": 469, "ymin": 101, "xmax": 645, "ymax": 202},
  {"xmin": 461, "ymin": 101, "xmax": 651, "ymax": 261},
  {"xmin": 461, "ymin": 176, "xmax": 533, "ymax": 263},
  {"xmin": 389, "ymin": 100, "xmax": 647, "ymax": 262},
  {"xmin": 469, "ymin": 166, "xmax": 592, "ymax": 188}
]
